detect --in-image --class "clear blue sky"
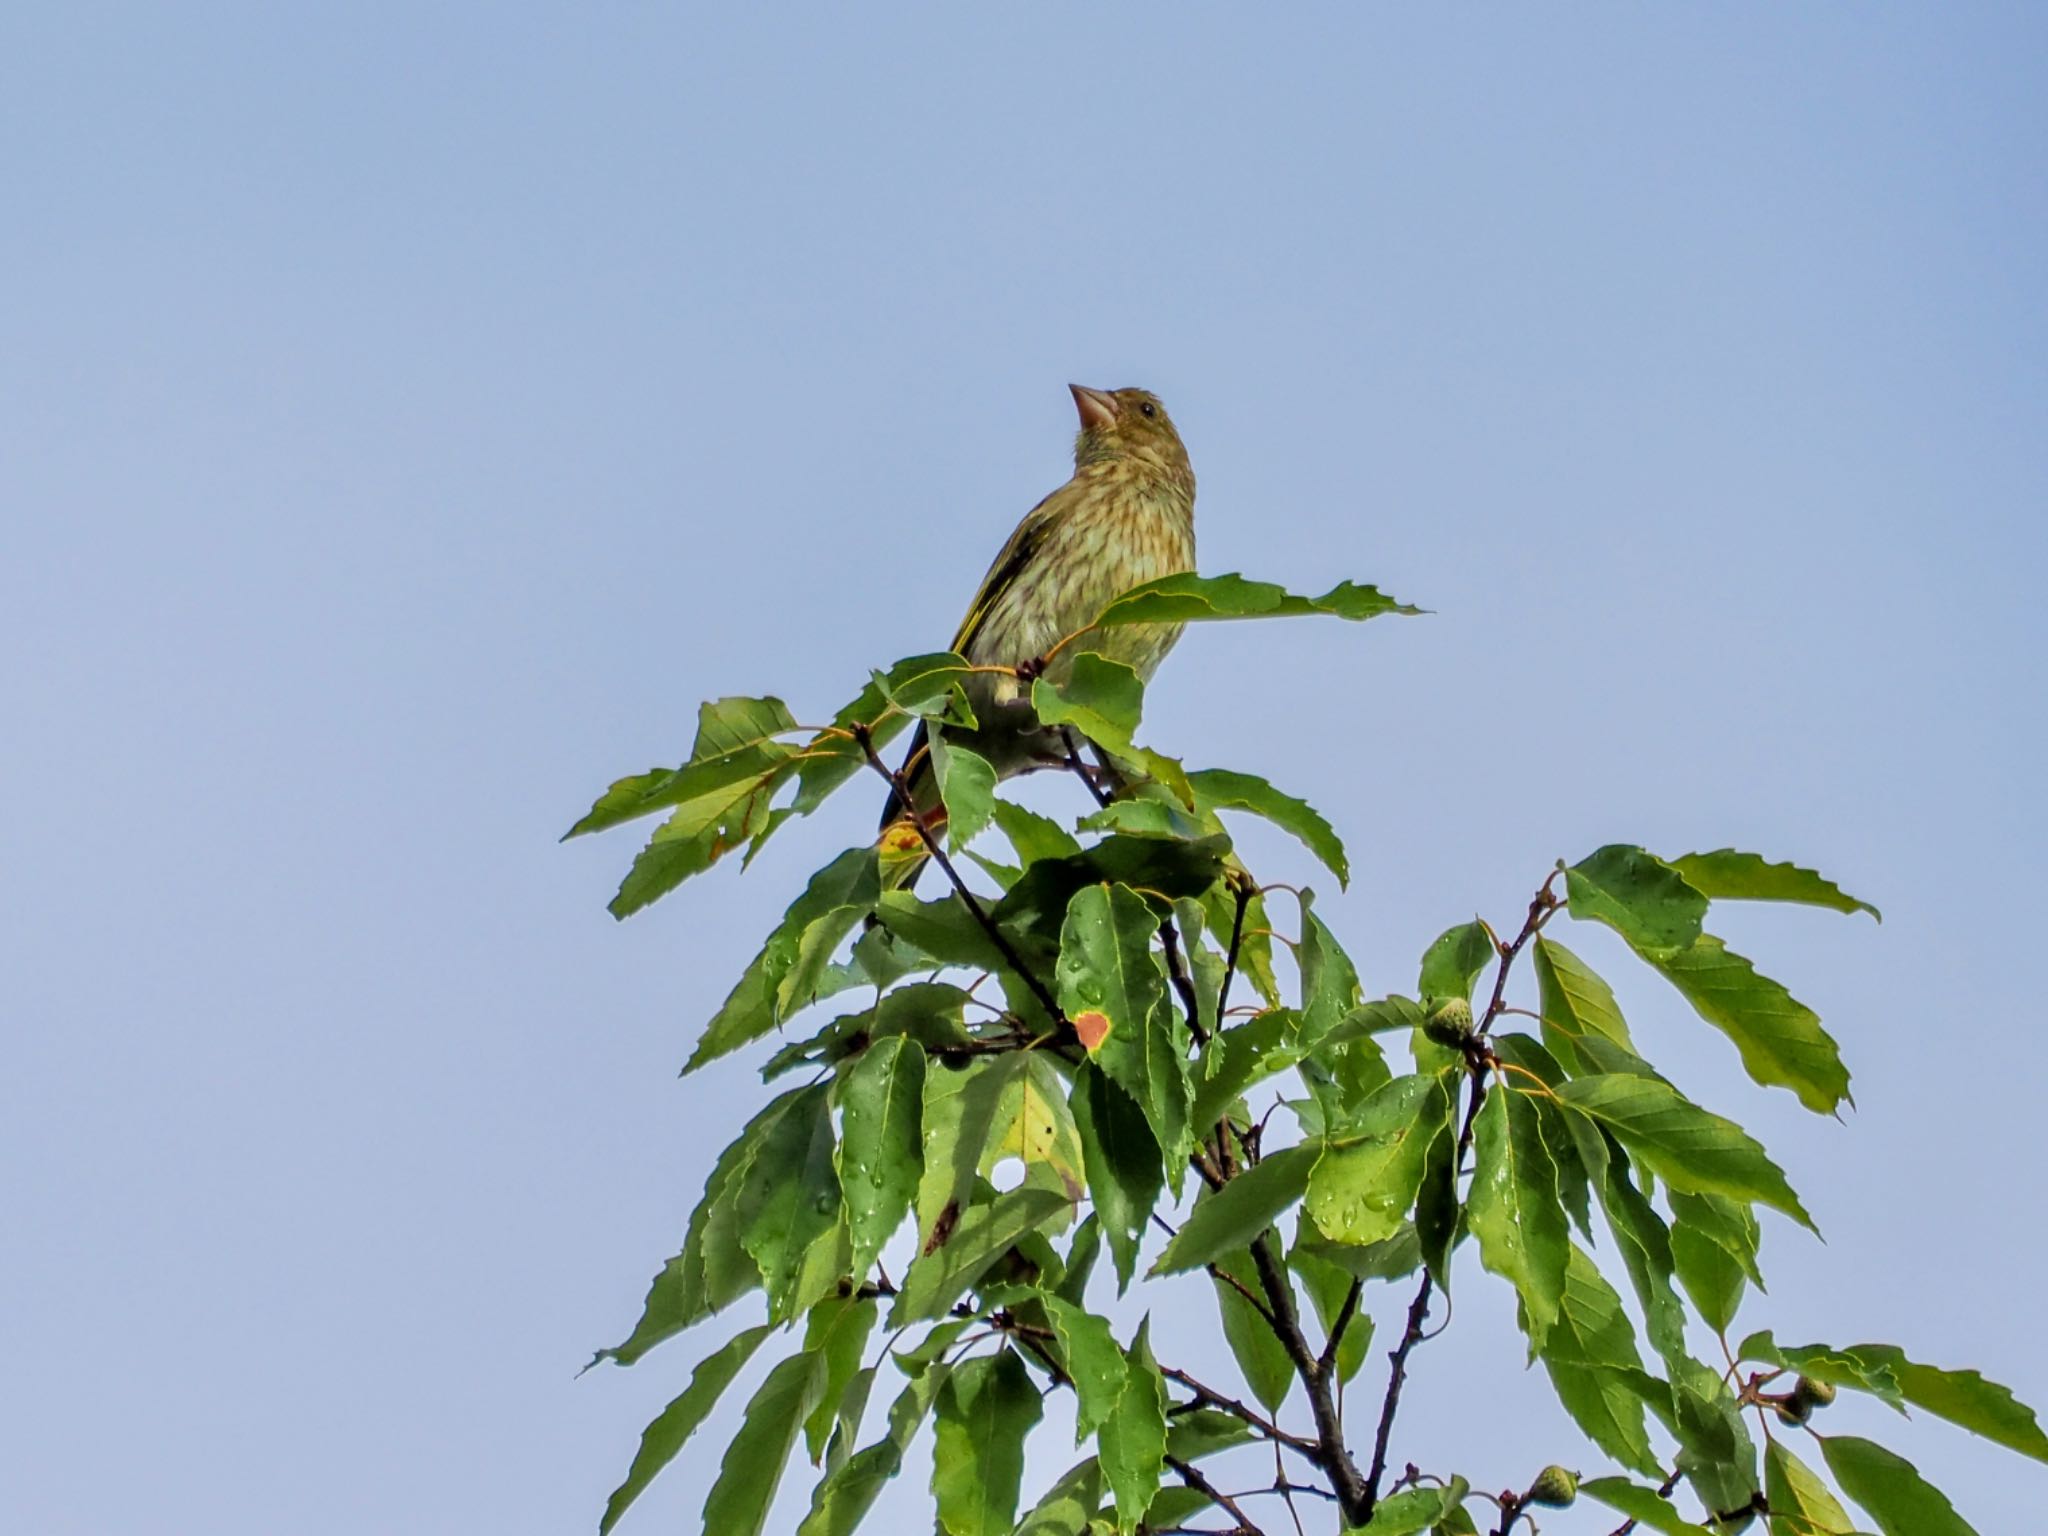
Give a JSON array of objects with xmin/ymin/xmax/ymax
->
[{"xmin": 4, "ymin": 4, "xmax": 2044, "ymax": 1532}]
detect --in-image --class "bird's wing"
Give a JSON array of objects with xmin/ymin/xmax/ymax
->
[{"xmin": 948, "ymin": 482, "xmax": 1073, "ymax": 660}]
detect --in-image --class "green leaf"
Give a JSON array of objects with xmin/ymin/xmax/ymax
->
[
  {"xmin": 1566, "ymin": 845, "xmax": 1707, "ymax": 952},
  {"xmin": 1187, "ymin": 1008, "xmax": 1301, "ymax": 1135},
  {"xmin": 687, "ymin": 848, "xmax": 882, "ymax": 1072},
  {"xmin": 998, "ymin": 835, "xmax": 1230, "ymax": 936},
  {"xmin": 802, "ymin": 1297, "xmax": 879, "ymax": 1464},
  {"xmin": 836, "ymin": 1037, "xmax": 927, "ymax": 1278},
  {"xmin": 1466, "ymin": 1086, "xmax": 1571, "ymax": 1343},
  {"xmin": 1413, "ymin": 1113, "xmax": 1459, "ymax": 1291},
  {"xmin": 591, "ymin": 1091, "xmax": 802, "ymax": 1368},
  {"xmin": 1765, "ymin": 1442, "xmax": 1855, "ymax": 1535},
  {"xmin": 992, "ymin": 800, "xmax": 1083, "ymax": 865},
  {"xmin": 1670, "ymin": 1221, "xmax": 1746, "ymax": 1335},
  {"xmin": 1646, "ymin": 935, "xmax": 1850, "ymax": 1115},
  {"xmin": 1058, "ymin": 883, "xmax": 1192, "ymax": 1178},
  {"xmin": 1577, "ymin": 1478, "xmax": 1712, "ymax": 1535},
  {"xmin": 1537, "ymin": 1244, "xmax": 1662, "ymax": 1476},
  {"xmin": 568, "ymin": 695, "xmax": 799, "ymax": 838},
  {"xmin": 1555, "ymin": 1075, "xmax": 1815, "ymax": 1231},
  {"xmin": 1211, "ymin": 1245, "xmax": 1294, "ymax": 1412},
  {"xmin": 1152, "ymin": 1144, "xmax": 1317, "ymax": 1275},
  {"xmin": 1072, "ymin": 1065, "xmax": 1165, "ymax": 1292},
  {"xmin": 1735, "ymin": 1332, "xmax": 1902, "ymax": 1408},
  {"xmin": 1294, "ymin": 1228, "xmax": 1425, "ymax": 1286},
  {"xmin": 701, "ymin": 1348, "xmax": 829, "ymax": 1536},
  {"xmin": 1039, "ymin": 1296, "xmax": 1126, "ymax": 1437},
  {"xmin": 1533, "ymin": 936, "xmax": 1636, "ymax": 1064},
  {"xmin": 598, "ymin": 1323, "xmax": 774, "ymax": 1535},
  {"xmin": 929, "ymin": 735, "xmax": 998, "ymax": 853},
  {"xmin": 987, "ymin": 1051, "xmax": 1087, "ymax": 1207},
  {"xmin": 608, "ymin": 764, "xmax": 787, "ymax": 916},
  {"xmin": 790, "ymin": 677, "xmax": 911, "ymax": 817},
  {"xmin": 1669, "ymin": 1189, "xmax": 1763, "ymax": 1286},
  {"xmin": 1593, "ymin": 1153, "xmax": 1688, "ymax": 1366},
  {"xmin": 872, "ymin": 651, "xmax": 979, "ymax": 724},
  {"xmin": 931, "ymin": 1349, "xmax": 1044, "ymax": 1536},
  {"xmin": 795, "ymin": 1363, "xmax": 950, "ymax": 1536},
  {"xmin": 1418, "ymin": 919, "xmax": 1494, "ymax": 1004},
  {"xmin": 1185, "ymin": 767, "xmax": 1349, "ymax": 886},
  {"xmin": 1091, "ymin": 571, "xmax": 1421, "ymax": 627},
  {"xmin": 1356, "ymin": 1484, "xmax": 1461, "ymax": 1533},
  {"xmin": 1840, "ymin": 1343, "xmax": 2048, "ymax": 1457},
  {"xmin": 1098, "ymin": 1319, "xmax": 1168, "ymax": 1531},
  {"xmin": 1290, "ymin": 1235, "xmax": 1375, "ymax": 1383},
  {"xmin": 1306, "ymin": 1074, "xmax": 1451, "ymax": 1247},
  {"xmin": 1822, "ymin": 1435, "xmax": 1980, "ymax": 1536},
  {"xmin": 1671, "ymin": 849, "xmax": 1880, "ymax": 922},
  {"xmin": 1491, "ymin": 1034, "xmax": 1592, "ymax": 1238},
  {"xmin": 1032, "ymin": 652, "xmax": 1145, "ymax": 759},
  {"xmin": 891, "ymin": 1187, "xmax": 1068, "ymax": 1325},
  {"xmin": 734, "ymin": 1082, "xmax": 842, "ymax": 1320},
  {"xmin": 1295, "ymin": 898, "xmax": 1363, "ymax": 1048},
  {"xmin": 915, "ymin": 1054, "xmax": 1045, "ymax": 1245},
  {"xmin": 1015, "ymin": 1458, "xmax": 1104, "ymax": 1536},
  {"xmin": 1077, "ymin": 796, "xmax": 1201, "ymax": 841},
  {"xmin": 1671, "ymin": 1356, "xmax": 1760, "ymax": 1522},
  {"xmin": 1057, "ymin": 1215, "xmax": 1102, "ymax": 1305}
]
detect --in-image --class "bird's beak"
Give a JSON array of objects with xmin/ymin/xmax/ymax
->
[{"xmin": 1070, "ymin": 384, "xmax": 1119, "ymax": 433}]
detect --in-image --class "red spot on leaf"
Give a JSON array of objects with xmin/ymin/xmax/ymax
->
[{"xmin": 1074, "ymin": 1010, "xmax": 1112, "ymax": 1052}]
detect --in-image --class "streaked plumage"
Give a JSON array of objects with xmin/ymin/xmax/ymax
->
[{"xmin": 881, "ymin": 384, "xmax": 1197, "ymax": 865}]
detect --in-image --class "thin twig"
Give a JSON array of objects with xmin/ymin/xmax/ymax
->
[
  {"xmin": 1216, "ymin": 875, "xmax": 1251, "ymax": 1023},
  {"xmin": 1209, "ymin": 1261, "xmax": 1283, "ymax": 1333},
  {"xmin": 1317, "ymin": 1279, "xmax": 1364, "ymax": 1376},
  {"xmin": 1165, "ymin": 1454, "xmax": 1267, "ymax": 1536},
  {"xmin": 854, "ymin": 723, "xmax": 1067, "ymax": 1027},
  {"xmin": 1161, "ymin": 1367, "xmax": 1323, "ymax": 1460},
  {"xmin": 1356, "ymin": 873, "xmax": 1563, "ymax": 1522},
  {"xmin": 1243, "ymin": 1233, "xmax": 1373, "ymax": 1523},
  {"xmin": 1159, "ymin": 917, "xmax": 1210, "ymax": 1047},
  {"xmin": 1604, "ymin": 1467, "xmax": 1684, "ymax": 1535}
]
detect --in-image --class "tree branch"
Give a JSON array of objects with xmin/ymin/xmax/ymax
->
[
  {"xmin": 1159, "ymin": 917, "xmax": 1210, "ymax": 1047},
  {"xmin": 1165, "ymin": 1454, "xmax": 1267, "ymax": 1536},
  {"xmin": 1356, "ymin": 872, "xmax": 1563, "ymax": 1521},
  {"xmin": 854, "ymin": 722, "xmax": 1067, "ymax": 1028},
  {"xmin": 1317, "ymin": 1278, "xmax": 1364, "ymax": 1376},
  {"xmin": 1244, "ymin": 1233, "xmax": 1373, "ymax": 1524},
  {"xmin": 1161, "ymin": 1367, "xmax": 1322, "ymax": 1460}
]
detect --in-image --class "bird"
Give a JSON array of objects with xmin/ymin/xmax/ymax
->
[{"xmin": 879, "ymin": 383, "xmax": 1197, "ymax": 881}]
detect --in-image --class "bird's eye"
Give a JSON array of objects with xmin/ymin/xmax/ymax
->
[{"xmin": 1140, "ymin": 401, "xmax": 1157, "ymax": 418}]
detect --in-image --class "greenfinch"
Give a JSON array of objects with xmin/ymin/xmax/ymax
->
[{"xmin": 881, "ymin": 384, "xmax": 1197, "ymax": 873}]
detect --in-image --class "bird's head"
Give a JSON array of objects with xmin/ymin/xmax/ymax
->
[{"xmin": 1069, "ymin": 384, "xmax": 1194, "ymax": 494}]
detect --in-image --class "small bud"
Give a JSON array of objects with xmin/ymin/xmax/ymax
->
[
  {"xmin": 1791, "ymin": 1375, "xmax": 1837, "ymax": 1411},
  {"xmin": 1526, "ymin": 1465, "xmax": 1578, "ymax": 1507},
  {"xmin": 1423, "ymin": 996, "xmax": 1475, "ymax": 1047}
]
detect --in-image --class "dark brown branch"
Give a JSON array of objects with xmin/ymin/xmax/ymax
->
[
  {"xmin": 1362, "ymin": 1266, "xmax": 1437, "ymax": 1519},
  {"xmin": 1243, "ymin": 1233, "xmax": 1373, "ymax": 1524},
  {"xmin": 1159, "ymin": 917, "xmax": 1210, "ymax": 1047},
  {"xmin": 1216, "ymin": 875, "xmax": 1251, "ymax": 1023},
  {"xmin": 1604, "ymin": 1467, "xmax": 1684, "ymax": 1535},
  {"xmin": 1317, "ymin": 1277, "xmax": 1365, "ymax": 1376},
  {"xmin": 854, "ymin": 723, "xmax": 1067, "ymax": 1028},
  {"xmin": 1165, "ymin": 1455, "xmax": 1266, "ymax": 1536},
  {"xmin": 1356, "ymin": 873, "xmax": 1562, "ymax": 1522},
  {"xmin": 1161, "ymin": 1367, "xmax": 1322, "ymax": 1460},
  {"xmin": 1208, "ymin": 1261, "xmax": 1283, "ymax": 1333}
]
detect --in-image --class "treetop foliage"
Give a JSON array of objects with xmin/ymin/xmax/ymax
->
[{"xmin": 570, "ymin": 572, "xmax": 2040, "ymax": 1536}]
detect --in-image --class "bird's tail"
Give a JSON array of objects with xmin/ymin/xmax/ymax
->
[{"xmin": 876, "ymin": 721, "xmax": 942, "ymax": 893}]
